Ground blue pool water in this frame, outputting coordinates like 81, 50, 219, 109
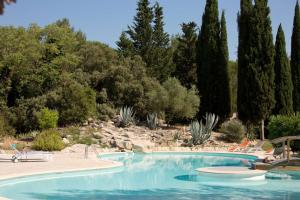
0, 152, 300, 200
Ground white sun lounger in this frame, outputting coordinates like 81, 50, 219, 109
10, 144, 53, 163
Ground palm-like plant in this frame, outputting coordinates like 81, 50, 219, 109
118, 106, 135, 127
147, 113, 158, 130
190, 113, 219, 145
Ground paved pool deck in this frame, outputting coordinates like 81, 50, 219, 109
0, 152, 122, 181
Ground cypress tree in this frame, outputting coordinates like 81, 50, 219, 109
291, 1, 300, 112
150, 2, 174, 82
173, 22, 198, 88
217, 11, 232, 119
196, 0, 220, 117
127, 0, 153, 62
116, 32, 134, 57
274, 25, 293, 115
237, 0, 275, 140
237, 0, 254, 126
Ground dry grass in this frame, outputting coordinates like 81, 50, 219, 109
1, 136, 15, 150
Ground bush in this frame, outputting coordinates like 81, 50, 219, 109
33, 129, 65, 151
36, 108, 59, 130
54, 76, 97, 125
219, 119, 246, 143
268, 114, 300, 151
268, 114, 300, 139
163, 78, 200, 123
96, 103, 116, 121
0, 114, 15, 137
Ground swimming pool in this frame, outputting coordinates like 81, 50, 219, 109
0, 152, 299, 200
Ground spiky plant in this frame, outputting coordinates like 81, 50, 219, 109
118, 106, 135, 127
147, 113, 158, 130
189, 113, 219, 145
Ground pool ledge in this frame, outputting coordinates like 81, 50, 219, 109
196, 166, 267, 176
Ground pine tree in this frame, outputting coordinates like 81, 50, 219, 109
274, 25, 293, 115
237, 0, 275, 140
127, 0, 153, 63
150, 2, 174, 82
173, 22, 198, 88
196, 0, 220, 117
116, 32, 134, 57
217, 11, 231, 119
291, 1, 300, 112
237, 0, 253, 125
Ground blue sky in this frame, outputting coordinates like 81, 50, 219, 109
0, 0, 296, 60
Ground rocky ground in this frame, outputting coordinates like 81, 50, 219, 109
60, 118, 236, 153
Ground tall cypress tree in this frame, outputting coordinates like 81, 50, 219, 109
291, 1, 300, 112
237, 0, 253, 126
150, 2, 174, 82
274, 25, 293, 115
127, 0, 153, 62
217, 11, 232, 119
196, 0, 220, 117
173, 22, 198, 88
237, 0, 275, 140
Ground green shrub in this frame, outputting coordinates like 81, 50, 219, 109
33, 129, 65, 151
36, 108, 59, 130
96, 103, 116, 121
268, 114, 300, 139
163, 78, 200, 123
219, 119, 246, 143
0, 114, 15, 137
55, 76, 97, 125
268, 114, 300, 151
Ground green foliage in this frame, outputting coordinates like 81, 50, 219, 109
219, 119, 246, 143
36, 108, 59, 130
163, 78, 200, 123
173, 22, 198, 89
237, 0, 275, 125
291, 2, 300, 112
0, 114, 15, 137
228, 61, 238, 112
147, 113, 158, 130
197, 0, 231, 120
274, 25, 293, 115
33, 129, 65, 151
96, 103, 116, 121
268, 114, 300, 139
54, 76, 96, 125
118, 106, 135, 127
189, 113, 219, 145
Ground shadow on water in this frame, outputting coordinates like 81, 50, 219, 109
23, 187, 300, 200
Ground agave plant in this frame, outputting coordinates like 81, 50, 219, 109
118, 106, 135, 127
189, 113, 219, 145
147, 113, 158, 130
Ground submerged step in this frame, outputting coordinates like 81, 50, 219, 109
196, 166, 267, 179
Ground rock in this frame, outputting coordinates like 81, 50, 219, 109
100, 137, 108, 145
63, 138, 70, 144
124, 141, 133, 150
115, 140, 125, 149
82, 121, 88, 126
99, 123, 104, 128
88, 118, 94, 124
93, 132, 102, 139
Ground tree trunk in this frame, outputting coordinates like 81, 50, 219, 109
261, 120, 265, 140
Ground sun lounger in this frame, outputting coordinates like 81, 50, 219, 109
243, 140, 265, 153
228, 139, 250, 152
10, 144, 53, 163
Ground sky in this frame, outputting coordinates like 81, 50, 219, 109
0, 0, 296, 60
